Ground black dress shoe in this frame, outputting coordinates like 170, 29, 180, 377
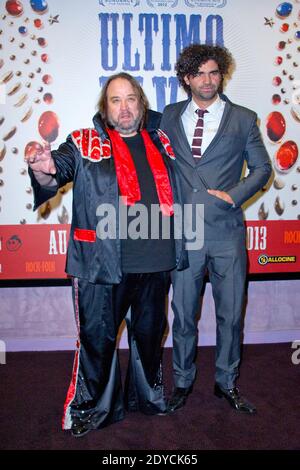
166, 386, 192, 413
214, 383, 257, 414
71, 422, 91, 438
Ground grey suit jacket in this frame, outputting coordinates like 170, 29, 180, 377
160, 94, 272, 241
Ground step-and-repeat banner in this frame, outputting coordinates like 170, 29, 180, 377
1, 0, 300, 278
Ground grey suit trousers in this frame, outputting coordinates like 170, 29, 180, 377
171, 237, 247, 389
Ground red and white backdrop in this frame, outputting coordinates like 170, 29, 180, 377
1, 0, 300, 349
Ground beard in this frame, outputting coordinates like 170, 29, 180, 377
108, 110, 143, 135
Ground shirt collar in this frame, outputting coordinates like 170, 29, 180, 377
190, 94, 224, 117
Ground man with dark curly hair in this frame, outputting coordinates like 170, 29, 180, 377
161, 44, 272, 415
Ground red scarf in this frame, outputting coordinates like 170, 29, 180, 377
106, 128, 174, 216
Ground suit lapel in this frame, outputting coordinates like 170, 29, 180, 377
172, 99, 197, 167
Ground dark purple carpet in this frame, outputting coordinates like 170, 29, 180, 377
0, 344, 299, 450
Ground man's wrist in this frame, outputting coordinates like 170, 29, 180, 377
32, 171, 57, 187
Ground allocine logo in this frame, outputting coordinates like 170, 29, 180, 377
258, 254, 297, 265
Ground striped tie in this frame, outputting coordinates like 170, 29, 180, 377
191, 108, 208, 159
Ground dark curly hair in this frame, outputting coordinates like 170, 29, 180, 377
175, 44, 234, 95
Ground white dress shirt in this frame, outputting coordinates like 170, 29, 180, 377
181, 95, 225, 155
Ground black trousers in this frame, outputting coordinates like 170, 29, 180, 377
62, 272, 170, 430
